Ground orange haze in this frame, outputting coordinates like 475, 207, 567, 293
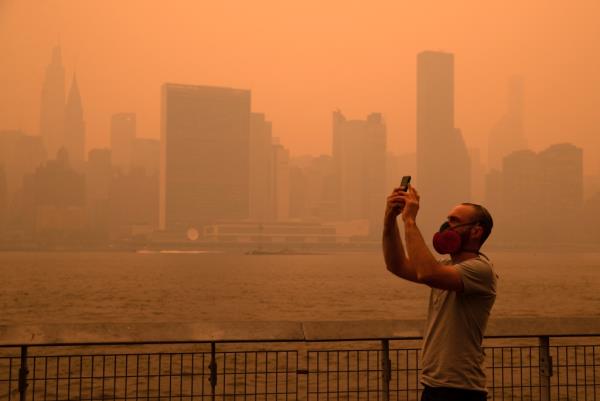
1, 0, 599, 173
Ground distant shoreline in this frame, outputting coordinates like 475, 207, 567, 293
0, 241, 599, 253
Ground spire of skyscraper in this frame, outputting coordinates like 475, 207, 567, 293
66, 73, 82, 116
40, 46, 66, 160
65, 73, 85, 170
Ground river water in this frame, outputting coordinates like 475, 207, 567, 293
1, 250, 599, 325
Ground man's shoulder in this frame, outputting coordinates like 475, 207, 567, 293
458, 255, 497, 295
438, 255, 493, 268
461, 254, 494, 269
437, 255, 497, 285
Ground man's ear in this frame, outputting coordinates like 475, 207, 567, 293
471, 225, 484, 240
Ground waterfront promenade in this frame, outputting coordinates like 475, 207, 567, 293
1, 318, 600, 400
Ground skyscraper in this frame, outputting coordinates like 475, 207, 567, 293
0, 165, 7, 231
498, 143, 583, 244
40, 46, 66, 159
64, 74, 85, 170
86, 149, 112, 239
537, 143, 583, 239
24, 148, 86, 236
483, 168, 503, 239
386, 152, 416, 194
272, 139, 290, 221
469, 148, 486, 204
249, 113, 274, 222
160, 83, 251, 231
488, 76, 527, 171
0, 130, 47, 199
289, 155, 338, 221
501, 149, 541, 242
86, 148, 112, 203
416, 51, 470, 237
332, 111, 386, 236
110, 113, 136, 173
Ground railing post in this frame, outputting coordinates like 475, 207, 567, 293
381, 339, 391, 401
209, 342, 217, 401
18, 346, 28, 401
539, 336, 553, 401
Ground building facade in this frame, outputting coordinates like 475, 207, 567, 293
110, 113, 136, 173
160, 83, 251, 231
416, 51, 471, 237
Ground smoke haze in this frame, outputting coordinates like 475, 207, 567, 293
2, 0, 600, 172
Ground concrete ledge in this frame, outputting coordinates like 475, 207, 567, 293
302, 320, 424, 341
1, 318, 600, 347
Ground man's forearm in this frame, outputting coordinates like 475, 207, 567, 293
403, 218, 440, 281
382, 214, 418, 281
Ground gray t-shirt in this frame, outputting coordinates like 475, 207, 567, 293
420, 255, 498, 392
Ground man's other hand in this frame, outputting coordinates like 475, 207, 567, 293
385, 187, 406, 221
401, 185, 420, 223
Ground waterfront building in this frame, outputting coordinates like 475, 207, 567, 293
249, 113, 274, 222
498, 143, 582, 244
160, 83, 251, 231
332, 111, 386, 236
23, 148, 86, 236
537, 143, 583, 240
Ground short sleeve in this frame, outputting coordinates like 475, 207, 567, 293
456, 258, 496, 295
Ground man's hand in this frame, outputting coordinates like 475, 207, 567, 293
401, 185, 420, 223
385, 187, 406, 221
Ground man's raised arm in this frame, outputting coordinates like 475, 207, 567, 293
400, 186, 464, 292
382, 189, 419, 282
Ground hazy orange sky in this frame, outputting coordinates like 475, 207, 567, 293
1, 0, 599, 173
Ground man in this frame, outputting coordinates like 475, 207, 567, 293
382, 184, 497, 401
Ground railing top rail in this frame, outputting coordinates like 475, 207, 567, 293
1, 317, 600, 347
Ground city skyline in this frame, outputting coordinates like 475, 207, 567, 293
2, 1, 600, 249
2, 1, 600, 175
1, 53, 596, 249
6, 43, 600, 178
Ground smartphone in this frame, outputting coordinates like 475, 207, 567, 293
400, 175, 411, 192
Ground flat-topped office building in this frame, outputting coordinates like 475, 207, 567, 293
416, 51, 470, 236
332, 111, 386, 236
160, 84, 251, 231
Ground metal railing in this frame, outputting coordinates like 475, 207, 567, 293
1, 318, 600, 401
